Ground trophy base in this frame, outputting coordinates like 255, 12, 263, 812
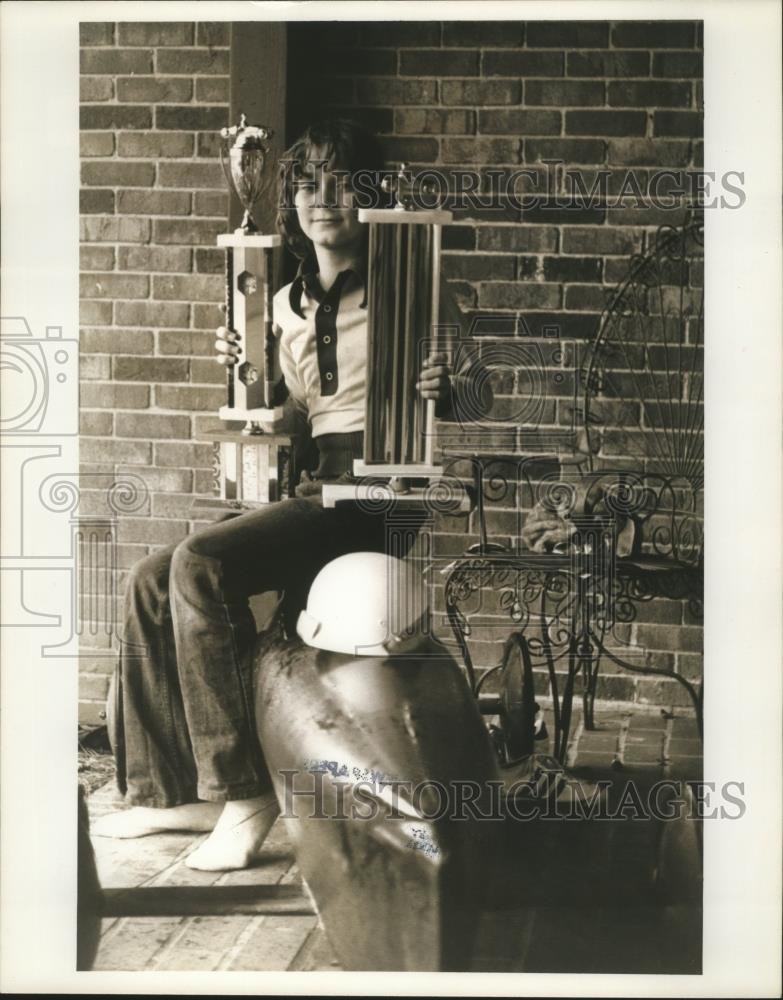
353, 460, 444, 478
321, 481, 471, 511
219, 405, 285, 434
217, 233, 283, 249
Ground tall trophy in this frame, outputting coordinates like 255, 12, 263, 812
322, 165, 461, 509
196, 115, 295, 511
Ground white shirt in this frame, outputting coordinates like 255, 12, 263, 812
273, 271, 366, 438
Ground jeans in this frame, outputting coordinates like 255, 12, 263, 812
111, 433, 403, 807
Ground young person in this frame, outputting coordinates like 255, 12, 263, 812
93, 120, 457, 871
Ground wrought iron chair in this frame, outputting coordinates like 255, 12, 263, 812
442, 215, 704, 763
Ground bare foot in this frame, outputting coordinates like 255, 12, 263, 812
91, 801, 223, 839
185, 793, 280, 871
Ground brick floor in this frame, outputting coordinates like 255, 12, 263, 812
86, 707, 702, 972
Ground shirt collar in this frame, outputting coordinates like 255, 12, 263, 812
288, 252, 367, 319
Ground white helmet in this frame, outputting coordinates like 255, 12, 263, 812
296, 552, 428, 656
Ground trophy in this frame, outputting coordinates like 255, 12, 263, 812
323, 165, 464, 510
195, 115, 295, 511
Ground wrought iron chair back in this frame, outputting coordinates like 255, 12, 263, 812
576, 214, 704, 566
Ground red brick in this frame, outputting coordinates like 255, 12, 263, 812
80, 188, 114, 214
154, 384, 224, 411
80, 76, 113, 102
82, 161, 155, 187
195, 77, 229, 102
79, 301, 113, 326
117, 190, 192, 216
80, 132, 115, 157
154, 218, 224, 245
564, 285, 607, 311
157, 161, 224, 188
80, 410, 114, 436
152, 274, 223, 301
525, 138, 606, 164
477, 225, 558, 252
115, 412, 190, 439
190, 359, 225, 384
567, 50, 651, 77
530, 21, 610, 47
635, 624, 702, 653
80, 673, 110, 702
118, 518, 189, 545
113, 357, 189, 382
79, 22, 114, 45
80, 104, 152, 130
442, 226, 475, 251
80, 273, 149, 300
192, 303, 223, 329
117, 132, 194, 158
193, 469, 221, 495
442, 138, 520, 164
115, 301, 190, 327
526, 80, 605, 106
80, 245, 115, 271
608, 81, 692, 108
158, 330, 215, 356
156, 105, 228, 131
81, 328, 154, 354
607, 139, 690, 167
80, 381, 150, 408
194, 248, 224, 273
400, 50, 478, 77
443, 254, 515, 281
479, 109, 561, 135
483, 51, 564, 77
118, 245, 192, 273
156, 48, 230, 74
676, 653, 703, 683
193, 191, 228, 217
155, 441, 215, 467
197, 22, 230, 46
442, 22, 524, 46
479, 282, 561, 310
117, 22, 194, 46
116, 466, 194, 493
566, 110, 648, 136
441, 79, 520, 106
359, 22, 441, 46
152, 492, 201, 519
356, 78, 436, 105
80, 47, 153, 74
80, 354, 111, 380
653, 111, 703, 138
116, 76, 193, 103
652, 52, 703, 78
543, 256, 602, 282
396, 108, 475, 135
80, 437, 153, 465
379, 139, 440, 171
611, 21, 695, 48
196, 132, 222, 158
561, 226, 641, 254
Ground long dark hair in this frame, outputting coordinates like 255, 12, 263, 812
276, 119, 386, 261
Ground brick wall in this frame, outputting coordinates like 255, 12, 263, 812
79, 19, 703, 723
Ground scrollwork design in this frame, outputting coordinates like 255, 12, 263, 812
107, 475, 149, 515
39, 475, 80, 513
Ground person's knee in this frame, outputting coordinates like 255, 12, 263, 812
125, 548, 172, 617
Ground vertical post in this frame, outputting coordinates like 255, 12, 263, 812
425, 223, 442, 467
